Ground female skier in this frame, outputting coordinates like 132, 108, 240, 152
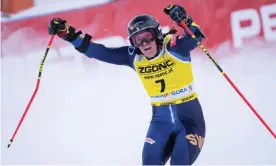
48, 4, 206, 165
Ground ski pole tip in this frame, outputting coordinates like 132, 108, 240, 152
7, 139, 13, 148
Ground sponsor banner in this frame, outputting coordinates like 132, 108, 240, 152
1, 0, 34, 14
151, 83, 194, 103
1, 0, 275, 56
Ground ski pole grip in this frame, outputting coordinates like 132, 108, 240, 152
164, 4, 173, 15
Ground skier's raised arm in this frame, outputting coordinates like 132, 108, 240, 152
166, 23, 205, 53
164, 5, 206, 54
48, 18, 135, 67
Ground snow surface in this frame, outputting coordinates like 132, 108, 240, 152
1, 37, 276, 165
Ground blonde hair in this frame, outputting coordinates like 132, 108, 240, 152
162, 26, 178, 38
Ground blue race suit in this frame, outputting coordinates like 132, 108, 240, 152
69, 24, 206, 165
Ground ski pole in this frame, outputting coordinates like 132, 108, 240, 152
8, 35, 55, 148
177, 21, 276, 139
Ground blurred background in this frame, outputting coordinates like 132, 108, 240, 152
1, 0, 276, 165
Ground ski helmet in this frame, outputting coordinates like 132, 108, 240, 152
127, 14, 163, 47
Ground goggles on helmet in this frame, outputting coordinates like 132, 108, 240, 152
130, 30, 155, 47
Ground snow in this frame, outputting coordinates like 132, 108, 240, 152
1, 37, 276, 165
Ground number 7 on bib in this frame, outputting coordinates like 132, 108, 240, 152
155, 79, 166, 93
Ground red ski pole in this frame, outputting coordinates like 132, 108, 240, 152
177, 21, 276, 139
8, 35, 55, 148
164, 3, 275, 139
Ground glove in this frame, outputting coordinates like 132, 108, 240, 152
48, 18, 80, 41
164, 4, 193, 27
48, 18, 68, 36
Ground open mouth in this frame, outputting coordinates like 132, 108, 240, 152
144, 46, 152, 52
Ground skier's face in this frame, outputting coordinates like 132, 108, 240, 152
133, 31, 157, 58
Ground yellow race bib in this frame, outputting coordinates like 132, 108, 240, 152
133, 35, 197, 106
